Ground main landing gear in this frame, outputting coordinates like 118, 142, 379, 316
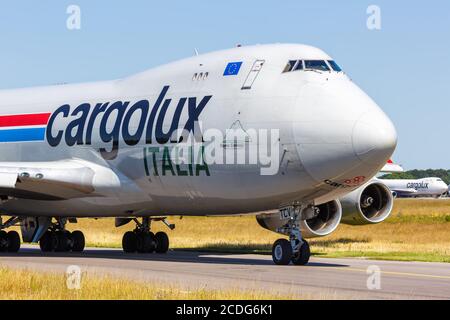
0, 231, 21, 253
39, 218, 85, 253
122, 217, 172, 254
0, 217, 21, 253
271, 205, 312, 266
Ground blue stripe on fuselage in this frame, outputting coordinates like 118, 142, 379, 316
0, 128, 46, 143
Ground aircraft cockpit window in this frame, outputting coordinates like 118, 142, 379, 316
283, 60, 339, 73
304, 60, 330, 72
283, 60, 297, 73
328, 60, 343, 72
294, 60, 304, 71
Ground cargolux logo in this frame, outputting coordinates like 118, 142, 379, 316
46, 86, 212, 159
406, 182, 429, 190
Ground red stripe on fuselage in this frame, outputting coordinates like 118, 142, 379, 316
0, 113, 51, 127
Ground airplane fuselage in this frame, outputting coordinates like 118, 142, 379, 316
0, 44, 397, 218
380, 178, 448, 197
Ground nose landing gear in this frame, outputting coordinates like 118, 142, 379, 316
272, 238, 310, 266
272, 205, 312, 266
121, 217, 172, 254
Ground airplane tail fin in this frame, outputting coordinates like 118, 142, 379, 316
380, 159, 404, 173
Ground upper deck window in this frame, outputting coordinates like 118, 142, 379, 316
328, 60, 342, 72
304, 60, 330, 72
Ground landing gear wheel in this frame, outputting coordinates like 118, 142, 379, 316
0, 231, 8, 252
292, 239, 310, 266
147, 232, 156, 253
6, 231, 21, 253
39, 231, 54, 252
272, 239, 292, 265
121, 217, 173, 254
137, 232, 155, 253
122, 231, 137, 253
71, 231, 85, 252
155, 232, 169, 253
55, 231, 70, 252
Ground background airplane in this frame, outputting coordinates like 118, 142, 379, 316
377, 160, 448, 198
379, 177, 448, 198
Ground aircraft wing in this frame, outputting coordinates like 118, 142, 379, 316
0, 159, 121, 200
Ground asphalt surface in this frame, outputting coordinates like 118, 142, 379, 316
1, 246, 449, 299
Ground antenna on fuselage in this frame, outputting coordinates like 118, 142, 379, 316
194, 48, 199, 56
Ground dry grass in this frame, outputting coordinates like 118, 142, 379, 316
0, 267, 303, 300
67, 199, 450, 262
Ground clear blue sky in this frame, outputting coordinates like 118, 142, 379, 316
0, 1, 449, 169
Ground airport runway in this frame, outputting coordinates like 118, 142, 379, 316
1, 247, 449, 299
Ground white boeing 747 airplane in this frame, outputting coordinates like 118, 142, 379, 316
379, 177, 448, 198
0, 44, 397, 265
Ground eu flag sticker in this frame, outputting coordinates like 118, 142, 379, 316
223, 62, 243, 76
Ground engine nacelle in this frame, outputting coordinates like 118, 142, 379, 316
340, 180, 393, 225
256, 200, 342, 238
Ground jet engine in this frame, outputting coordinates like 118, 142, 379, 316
256, 200, 342, 238
340, 180, 393, 225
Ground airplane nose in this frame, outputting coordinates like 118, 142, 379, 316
352, 110, 398, 165
292, 80, 398, 185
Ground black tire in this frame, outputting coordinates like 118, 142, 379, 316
71, 231, 85, 252
55, 231, 70, 252
155, 232, 169, 254
292, 240, 311, 266
122, 231, 137, 253
7, 231, 21, 253
147, 232, 156, 253
39, 231, 54, 252
137, 232, 155, 253
0, 231, 8, 252
272, 239, 292, 265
